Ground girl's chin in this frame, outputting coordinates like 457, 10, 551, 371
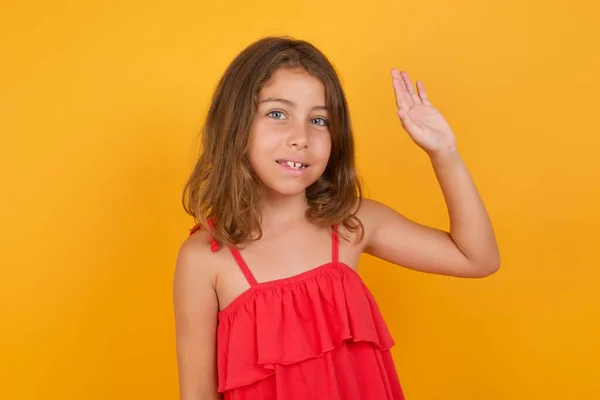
262, 186, 309, 198
257, 181, 311, 198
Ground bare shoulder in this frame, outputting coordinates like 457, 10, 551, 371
174, 229, 220, 296
357, 197, 401, 220
336, 198, 401, 256
355, 197, 410, 240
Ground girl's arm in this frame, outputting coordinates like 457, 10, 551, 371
360, 70, 500, 278
173, 232, 222, 400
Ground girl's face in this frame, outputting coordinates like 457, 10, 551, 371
248, 67, 332, 198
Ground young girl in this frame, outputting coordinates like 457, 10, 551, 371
173, 37, 500, 400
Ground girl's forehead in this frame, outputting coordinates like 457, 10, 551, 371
263, 68, 322, 88
259, 70, 325, 102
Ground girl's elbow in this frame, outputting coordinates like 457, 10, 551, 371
471, 256, 501, 278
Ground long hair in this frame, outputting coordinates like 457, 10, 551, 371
182, 36, 363, 246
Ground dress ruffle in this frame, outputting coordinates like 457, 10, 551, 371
216, 262, 403, 399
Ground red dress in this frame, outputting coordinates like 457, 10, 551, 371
192, 225, 405, 399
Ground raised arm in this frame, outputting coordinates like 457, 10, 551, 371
361, 69, 500, 278
173, 232, 221, 399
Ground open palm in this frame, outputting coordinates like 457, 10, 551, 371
391, 69, 456, 155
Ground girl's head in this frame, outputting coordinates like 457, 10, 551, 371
184, 36, 363, 245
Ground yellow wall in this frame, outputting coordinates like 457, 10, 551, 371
1, 1, 598, 399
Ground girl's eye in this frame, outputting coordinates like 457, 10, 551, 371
311, 117, 328, 126
267, 111, 286, 120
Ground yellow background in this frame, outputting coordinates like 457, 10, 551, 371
1, 0, 599, 399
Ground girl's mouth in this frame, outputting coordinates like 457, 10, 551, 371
276, 160, 309, 170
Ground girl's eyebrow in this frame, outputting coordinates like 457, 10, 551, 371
259, 97, 328, 111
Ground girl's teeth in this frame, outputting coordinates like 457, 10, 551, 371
285, 161, 303, 169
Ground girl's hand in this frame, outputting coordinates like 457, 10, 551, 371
391, 69, 456, 156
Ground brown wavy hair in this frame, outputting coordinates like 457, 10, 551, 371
182, 36, 363, 247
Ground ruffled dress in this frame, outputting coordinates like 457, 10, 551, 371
192, 224, 405, 399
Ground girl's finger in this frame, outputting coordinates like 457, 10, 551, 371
417, 81, 431, 105
401, 71, 422, 105
391, 69, 412, 109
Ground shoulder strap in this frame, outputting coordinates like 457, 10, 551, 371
229, 247, 259, 287
190, 220, 258, 286
332, 224, 339, 264
188, 219, 220, 252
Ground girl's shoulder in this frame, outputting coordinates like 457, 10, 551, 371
175, 228, 221, 288
347, 197, 413, 251
356, 197, 409, 231
333, 198, 394, 252
357, 197, 398, 219
182, 227, 216, 254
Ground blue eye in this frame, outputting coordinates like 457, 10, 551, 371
268, 111, 286, 119
311, 117, 328, 126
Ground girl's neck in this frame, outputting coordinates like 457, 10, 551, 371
258, 190, 309, 229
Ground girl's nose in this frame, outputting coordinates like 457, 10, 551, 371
288, 123, 308, 149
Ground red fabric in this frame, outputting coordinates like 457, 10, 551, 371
190, 224, 405, 399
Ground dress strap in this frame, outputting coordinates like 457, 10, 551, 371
190, 220, 258, 286
229, 247, 259, 287
189, 219, 220, 252
332, 224, 339, 264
